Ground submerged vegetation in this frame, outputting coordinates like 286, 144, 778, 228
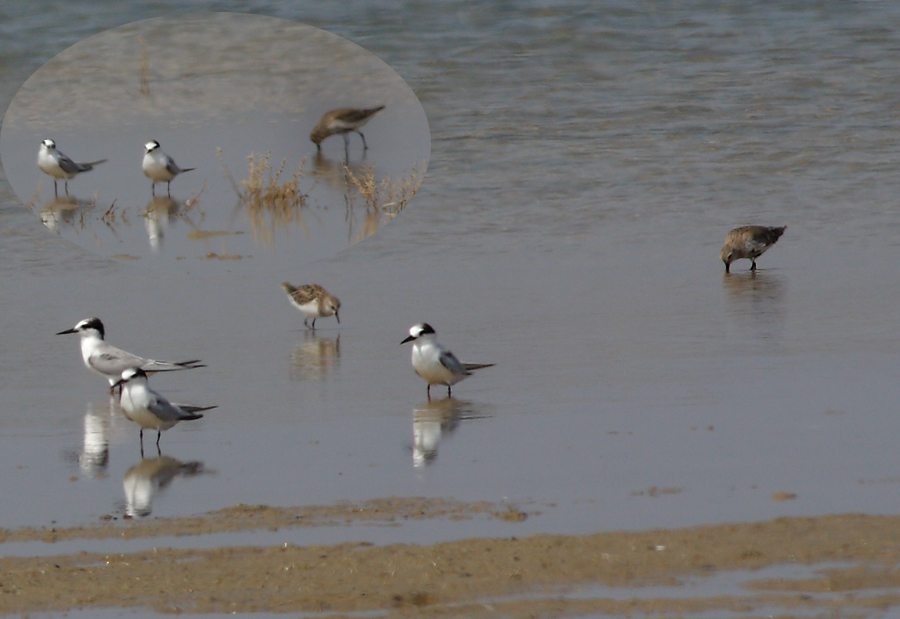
234, 151, 310, 246
342, 161, 425, 242
218, 148, 424, 247
343, 160, 424, 215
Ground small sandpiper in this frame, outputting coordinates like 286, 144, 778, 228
280, 282, 341, 329
310, 106, 385, 155
720, 225, 786, 273
37, 139, 106, 196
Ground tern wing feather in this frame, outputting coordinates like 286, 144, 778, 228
463, 363, 495, 372
438, 350, 468, 375
147, 394, 204, 422
164, 157, 181, 175
172, 403, 217, 415
56, 154, 85, 174
140, 359, 205, 373
88, 347, 145, 376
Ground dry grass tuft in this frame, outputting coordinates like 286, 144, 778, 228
343, 161, 424, 215
342, 161, 425, 242
238, 152, 309, 246
217, 148, 423, 247
137, 36, 150, 96
242, 152, 308, 211
99, 199, 119, 225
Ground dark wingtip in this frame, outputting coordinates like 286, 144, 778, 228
464, 363, 495, 371
179, 361, 205, 369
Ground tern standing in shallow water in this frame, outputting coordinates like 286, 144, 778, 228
310, 106, 384, 156
280, 282, 341, 329
720, 225, 786, 273
37, 139, 106, 196
401, 323, 494, 399
114, 368, 214, 454
56, 317, 204, 392
142, 140, 195, 196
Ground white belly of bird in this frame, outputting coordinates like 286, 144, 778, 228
143, 156, 176, 182
120, 398, 176, 431
38, 157, 69, 179
290, 297, 321, 318
412, 350, 460, 386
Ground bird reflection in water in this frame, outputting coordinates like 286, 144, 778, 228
289, 332, 340, 382
36, 196, 83, 233
79, 401, 112, 477
142, 196, 204, 251
123, 455, 206, 518
722, 271, 787, 343
311, 154, 415, 244
310, 151, 369, 189
411, 399, 488, 468
142, 197, 177, 251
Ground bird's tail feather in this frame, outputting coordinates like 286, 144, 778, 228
463, 363, 495, 371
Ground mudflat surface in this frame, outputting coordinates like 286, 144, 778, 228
1, 501, 899, 617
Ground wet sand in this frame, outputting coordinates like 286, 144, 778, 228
1, 499, 899, 617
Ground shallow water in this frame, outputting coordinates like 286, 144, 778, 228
2, 0, 900, 569
1, 14, 429, 272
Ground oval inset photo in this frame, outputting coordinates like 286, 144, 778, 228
1, 13, 429, 273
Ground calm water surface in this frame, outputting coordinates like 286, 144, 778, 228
2, 1, 900, 556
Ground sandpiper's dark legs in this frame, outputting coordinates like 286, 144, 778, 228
750, 260, 757, 271
53, 180, 59, 197
139, 429, 145, 457
167, 181, 171, 197
447, 385, 452, 397
357, 131, 369, 150
64, 180, 70, 195
724, 263, 730, 274
427, 384, 432, 400
156, 431, 162, 448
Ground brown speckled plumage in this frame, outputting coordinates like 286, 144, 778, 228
720, 225, 786, 273
310, 106, 385, 152
280, 282, 341, 329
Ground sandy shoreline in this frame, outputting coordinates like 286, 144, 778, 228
1, 499, 899, 617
